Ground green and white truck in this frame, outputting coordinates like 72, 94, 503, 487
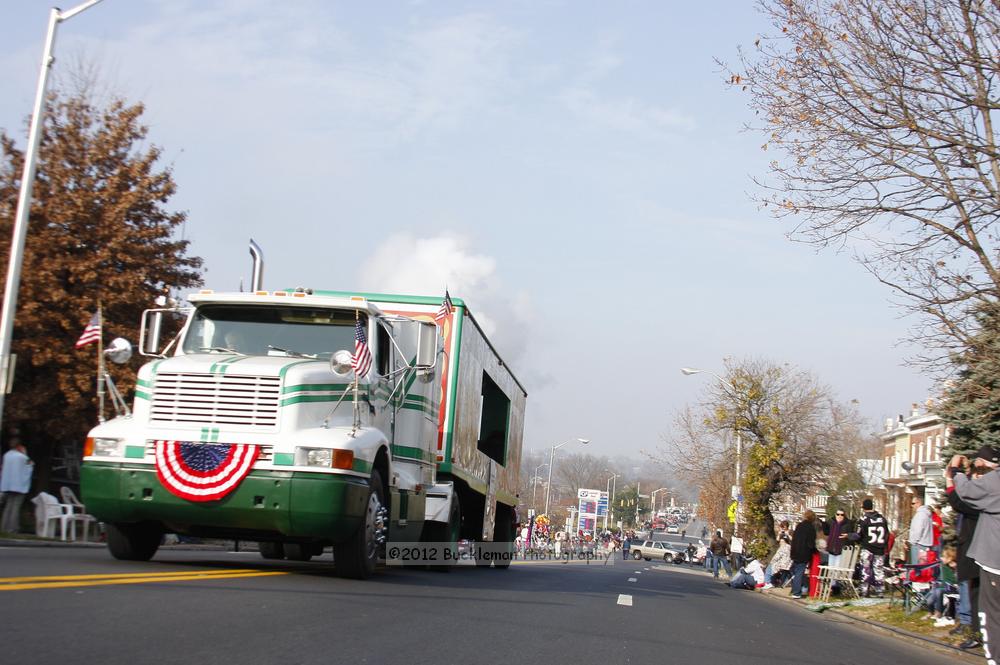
81, 249, 526, 578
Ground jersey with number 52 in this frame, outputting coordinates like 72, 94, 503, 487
856, 513, 888, 554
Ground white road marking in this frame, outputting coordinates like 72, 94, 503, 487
617, 594, 633, 606
628, 577, 637, 582
634, 571, 642, 574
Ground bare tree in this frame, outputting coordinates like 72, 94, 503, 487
728, 0, 1000, 364
556, 452, 613, 501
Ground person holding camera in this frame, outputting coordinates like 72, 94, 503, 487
949, 447, 1000, 662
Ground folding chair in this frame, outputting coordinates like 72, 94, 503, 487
59, 487, 99, 541
897, 560, 941, 614
817, 546, 860, 602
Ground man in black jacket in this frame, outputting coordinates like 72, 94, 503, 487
847, 498, 889, 597
790, 510, 817, 599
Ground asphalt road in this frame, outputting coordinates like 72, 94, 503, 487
0, 544, 968, 665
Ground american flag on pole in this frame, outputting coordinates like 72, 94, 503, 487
75, 311, 101, 348
434, 290, 454, 323
352, 318, 372, 377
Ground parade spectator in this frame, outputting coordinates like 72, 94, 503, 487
730, 555, 766, 590
824, 510, 850, 569
763, 520, 792, 589
950, 447, 1000, 656
0, 437, 33, 534
709, 529, 732, 579
946, 450, 986, 647
622, 533, 631, 560
909, 495, 934, 565
789, 510, 817, 599
847, 498, 890, 597
925, 545, 958, 628
930, 504, 943, 555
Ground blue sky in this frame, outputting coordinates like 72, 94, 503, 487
1, 1, 933, 458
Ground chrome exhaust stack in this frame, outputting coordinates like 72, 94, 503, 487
249, 239, 264, 292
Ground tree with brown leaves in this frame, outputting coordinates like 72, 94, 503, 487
658, 358, 871, 557
0, 89, 202, 488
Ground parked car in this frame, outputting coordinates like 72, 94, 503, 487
630, 539, 678, 562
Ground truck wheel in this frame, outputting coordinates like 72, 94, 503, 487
492, 515, 515, 570
258, 541, 284, 560
107, 522, 162, 561
335, 470, 387, 579
284, 543, 313, 562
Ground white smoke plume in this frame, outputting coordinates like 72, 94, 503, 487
357, 233, 531, 364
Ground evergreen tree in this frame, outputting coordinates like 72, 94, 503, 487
0, 90, 202, 487
939, 302, 1000, 456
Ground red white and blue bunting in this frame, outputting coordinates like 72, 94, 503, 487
154, 440, 260, 502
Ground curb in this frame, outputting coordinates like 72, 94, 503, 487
758, 589, 981, 661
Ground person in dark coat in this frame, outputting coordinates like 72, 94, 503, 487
945, 446, 996, 649
789, 509, 818, 598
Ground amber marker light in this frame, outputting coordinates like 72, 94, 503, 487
332, 449, 355, 470
83, 437, 94, 457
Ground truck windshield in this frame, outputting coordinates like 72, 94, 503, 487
182, 305, 362, 357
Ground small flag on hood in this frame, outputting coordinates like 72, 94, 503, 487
352, 318, 372, 377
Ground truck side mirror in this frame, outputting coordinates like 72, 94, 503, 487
141, 310, 163, 356
416, 321, 438, 369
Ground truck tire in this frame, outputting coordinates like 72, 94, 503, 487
258, 541, 284, 560
335, 470, 386, 579
492, 514, 515, 570
284, 543, 313, 562
107, 522, 162, 561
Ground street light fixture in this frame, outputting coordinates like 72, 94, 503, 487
544, 437, 589, 516
0, 0, 106, 435
681, 366, 743, 537
651, 487, 671, 514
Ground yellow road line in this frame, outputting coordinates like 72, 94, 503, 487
0, 570, 287, 591
0, 569, 271, 584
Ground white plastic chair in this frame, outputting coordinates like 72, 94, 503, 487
60, 487, 99, 542
30, 492, 75, 540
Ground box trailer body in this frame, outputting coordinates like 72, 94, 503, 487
80, 287, 525, 577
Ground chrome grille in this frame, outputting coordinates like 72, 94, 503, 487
145, 441, 273, 462
149, 372, 281, 428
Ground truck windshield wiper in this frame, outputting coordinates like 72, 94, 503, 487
196, 346, 245, 355
267, 345, 315, 358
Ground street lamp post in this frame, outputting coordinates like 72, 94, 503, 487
0, 0, 105, 436
681, 367, 743, 537
650, 487, 671, 515
544, 437, 589, 516
604, 473, 620, 529
531, 463, 548, 510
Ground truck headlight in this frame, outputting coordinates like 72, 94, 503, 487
92, 437, 125, 457
297, 447, 332, 467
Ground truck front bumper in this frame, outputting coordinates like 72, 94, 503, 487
81, 462, 369, 542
